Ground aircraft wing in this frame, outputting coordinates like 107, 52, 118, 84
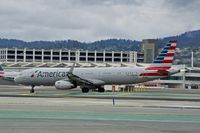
66, 63, 105, 87
0, 70, 19, 85
66, 72, 105, 87
67, 72, 94, 86
0, 77, 17, 85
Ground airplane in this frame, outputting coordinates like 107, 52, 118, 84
0, 65, 19, 85
2, 40, 179, 93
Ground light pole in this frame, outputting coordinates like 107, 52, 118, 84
191, 51, 194, 68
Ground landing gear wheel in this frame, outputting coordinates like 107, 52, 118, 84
98, 87, 105, 93
30, 85, 35, 93
82, 87, 89, 93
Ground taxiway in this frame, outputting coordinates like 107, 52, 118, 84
0, 85, 200, 133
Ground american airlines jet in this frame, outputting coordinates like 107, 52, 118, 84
1, 40, 179, 93
0, 66, 19, 85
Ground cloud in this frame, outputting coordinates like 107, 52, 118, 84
0, 0, 199, 42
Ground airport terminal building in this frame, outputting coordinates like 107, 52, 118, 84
154, 65, 200, 89
0, 48, 144, 65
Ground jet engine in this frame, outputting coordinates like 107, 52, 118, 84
55, 80, 75, 90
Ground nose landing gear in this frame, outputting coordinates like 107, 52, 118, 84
30, 85, 35, 93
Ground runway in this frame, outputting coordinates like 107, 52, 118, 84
1, 85, 200, 101
0, 85, 200, 133
0, 96, 200, 133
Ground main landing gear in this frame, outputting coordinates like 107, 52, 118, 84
81, 87, 105, 93
82, 87, 89, 93
98, 87, 105, 93
30, 85, 35, 93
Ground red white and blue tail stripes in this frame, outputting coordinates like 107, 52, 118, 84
140, 40, 177, 77
0, 71, 5, 78
145, 40, 177, 71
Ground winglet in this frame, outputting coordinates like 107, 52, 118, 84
0, 64, 4, 71
68, 63, 75, 74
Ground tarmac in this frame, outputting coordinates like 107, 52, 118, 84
0, 85, 200, 133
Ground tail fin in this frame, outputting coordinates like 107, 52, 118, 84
145, 40, 177, 70
0, 64, 4, 78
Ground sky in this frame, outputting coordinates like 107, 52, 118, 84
0, 0, 200, 42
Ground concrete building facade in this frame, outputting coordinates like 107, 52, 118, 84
0, 48, 144, 64
142, 39, 159, 63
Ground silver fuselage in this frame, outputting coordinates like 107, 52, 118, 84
14, 67, 160, 86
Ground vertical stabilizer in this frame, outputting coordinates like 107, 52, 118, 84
145, 40, 177, 70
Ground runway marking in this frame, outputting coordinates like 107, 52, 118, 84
0, 96, 200, 109
0, 110, 200, 123
0, 108, 199, 117
1, 91, 200, 102
20, 93, 36, 96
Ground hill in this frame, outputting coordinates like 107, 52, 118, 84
0, 29, 200, 51
0, 38, 140, 51
161, 30, 200, 48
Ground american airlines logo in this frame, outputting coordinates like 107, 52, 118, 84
31, 70, 39, 78
31, 70, 68, 78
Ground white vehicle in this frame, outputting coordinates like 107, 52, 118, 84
1, 40, 179, 93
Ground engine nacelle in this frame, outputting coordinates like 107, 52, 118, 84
55, 80, 75, 90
